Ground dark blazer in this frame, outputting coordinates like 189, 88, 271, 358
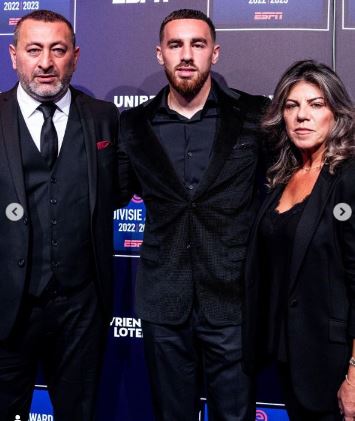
244, 160, 355, 411
118, 80, 269, 326
0, 85, 119, 340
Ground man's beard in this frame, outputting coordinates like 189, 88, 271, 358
165, 64, 210, 100
18, 70, 72, 102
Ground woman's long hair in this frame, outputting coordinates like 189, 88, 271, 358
263, 60, 355, 188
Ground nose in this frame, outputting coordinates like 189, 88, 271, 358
297, 103, 310, 121
181, 44, 193, 63
38, 50, 54, 70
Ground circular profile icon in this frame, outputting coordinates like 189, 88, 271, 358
5, 203, 24, 222
333, 203, 352, 221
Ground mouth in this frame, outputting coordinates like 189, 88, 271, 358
35, 74, 58, 83
175, 66, 197, 78
294, 128, 314, 135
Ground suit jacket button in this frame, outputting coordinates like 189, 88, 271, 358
18, 259, 25, 267
186, 243, 191, 249
290, 299, 298, 307
23, 217, 28, 225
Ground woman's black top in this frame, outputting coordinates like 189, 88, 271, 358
259, 189, 309, 362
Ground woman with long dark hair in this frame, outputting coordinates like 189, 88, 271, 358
244, 60, 355, 420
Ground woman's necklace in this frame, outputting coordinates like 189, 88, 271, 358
301, 163, 323, 172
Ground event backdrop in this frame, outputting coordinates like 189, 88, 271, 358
1, 0, 355, 420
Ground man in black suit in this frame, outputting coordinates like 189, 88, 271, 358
118, 8, 269, 421
0, 10, 119, 421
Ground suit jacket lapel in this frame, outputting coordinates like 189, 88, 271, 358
289, 168, 338, 292
139, 94, 190, 200
193, 94, 244, 200
245, 184, 283, 287
0, 87, 27, 211
140, 83, 244, 200
73, 89, 97, 215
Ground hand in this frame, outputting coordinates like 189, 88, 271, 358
338, 376, 355, 420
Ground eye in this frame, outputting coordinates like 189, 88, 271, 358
193, 43, 205, 49
52, 48, 66, 57
27, 48, 41, 56
168, 43, 180, 49
311, 102, 324, 109
284, 103, 297, 110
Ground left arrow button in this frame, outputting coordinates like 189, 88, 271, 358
5, 203, 24, 222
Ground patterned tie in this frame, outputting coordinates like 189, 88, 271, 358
38, 102, 58, 169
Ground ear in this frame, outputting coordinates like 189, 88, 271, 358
9, 44, 17, 70
156, 45, 164, 66
73, 46, 80, 71
211, 44, 220, 65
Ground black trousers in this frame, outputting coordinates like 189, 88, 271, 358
142, 311, 254, 421
279, 363, 343, 421
0, 281, 106, 421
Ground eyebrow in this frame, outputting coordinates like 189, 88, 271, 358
285, 96, 325, 102
167, 37, 208, 45
25, 41, 68, 48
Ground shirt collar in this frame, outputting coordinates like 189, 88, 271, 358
17, 83, 71, 117
153, 83, 219, 123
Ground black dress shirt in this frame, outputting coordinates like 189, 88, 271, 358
151, 85, 219, 193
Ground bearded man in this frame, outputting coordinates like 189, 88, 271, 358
118, 9, 269, 421
0, 10, 119, 421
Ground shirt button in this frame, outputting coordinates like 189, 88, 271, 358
51, 219, 57, 225
187, 185, 194, 190
186, 243, 191, 249
52, 239, 58, 247
50, 199, 57, 205
18, 258, 25, 267
187, 151, 192, 158
23, 216, 28, 225
191, 202, 197, 208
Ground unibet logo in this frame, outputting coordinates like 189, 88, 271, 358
113, 95, 155, 110
113, 0, 168, 3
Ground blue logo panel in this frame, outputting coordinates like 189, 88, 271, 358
201, 403, 289, 420
113, 196, 146, 255
0, 0, 75, 35
208, 0, 329, 30
29, 389, 53, 420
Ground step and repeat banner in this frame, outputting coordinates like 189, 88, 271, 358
1, 0, 355, 420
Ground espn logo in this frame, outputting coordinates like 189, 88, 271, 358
9, 18, 21, 26
254, 12, 283, 21
124, 239, 143, 248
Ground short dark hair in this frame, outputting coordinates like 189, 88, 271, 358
159, 9, 216, 42
14, 10, 75, 46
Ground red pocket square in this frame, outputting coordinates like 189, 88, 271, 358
96, 140, 112, 150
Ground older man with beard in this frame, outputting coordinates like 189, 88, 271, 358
0, 10, 119, 421
118, 8, 269, 421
